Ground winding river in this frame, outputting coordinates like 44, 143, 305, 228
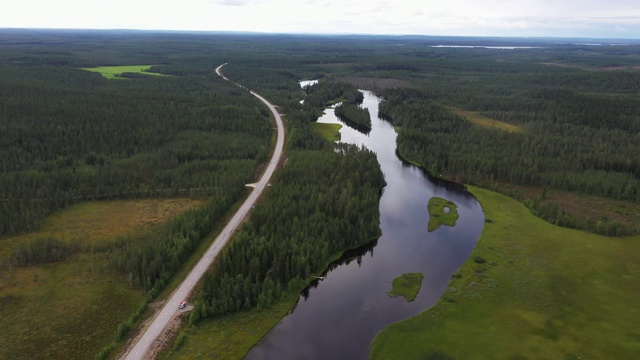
245, 90, 484, 359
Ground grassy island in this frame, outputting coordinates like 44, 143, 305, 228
427, 197, 460, 232
387, 273, 424, 302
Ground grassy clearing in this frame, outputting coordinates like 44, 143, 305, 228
164, 294, 298, 360
427, 197, 460, 232
312, 122, 342, 142
496, 182, 640, 232
449, 106, 523, 133
0, 198, 204, 259
82, 65, 166, 79
371, 186, 640, 360
387, 273, 424, 302
0, 198, 203, 360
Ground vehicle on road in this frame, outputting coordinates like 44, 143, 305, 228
179, 301, 186, 309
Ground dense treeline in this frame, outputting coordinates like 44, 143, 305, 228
191, 145, 383, 320
9, 237, 78, 267
1, 31, 388, 352
303, 82, 364, 107
335, 102, 371, 133
0, 64, 270, 235
378, 88, 639, 235
190, 81, 385, 322
108, 195, 237, 296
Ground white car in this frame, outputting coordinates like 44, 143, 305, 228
179, 301, 186, 309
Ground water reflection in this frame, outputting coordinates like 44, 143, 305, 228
299, 79, 319, 88
246, 90, 484, 360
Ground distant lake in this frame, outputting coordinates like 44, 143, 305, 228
299, 79, 319, 87
430, 45, 544, 49
246, 89, 484, 359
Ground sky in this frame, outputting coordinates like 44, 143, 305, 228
2, 0, 640, 39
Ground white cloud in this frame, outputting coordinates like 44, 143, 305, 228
209, 0, 267, 6
0, 0, 639, 38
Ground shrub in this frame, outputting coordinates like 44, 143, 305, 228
473, 256, 486, 264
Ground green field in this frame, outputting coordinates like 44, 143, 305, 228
371, 186, 640, 359
427, 197, 460, 232
82, 65, 166, 79
449, 107, 523, 133
312, 122, 342, 142
164, 295, 297, 360
0, 198, 203, 360
387, 273, 424, 302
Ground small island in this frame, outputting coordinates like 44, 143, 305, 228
427, 197, 460, 232
387, 272, 424, 302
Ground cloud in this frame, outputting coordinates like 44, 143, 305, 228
210, 0, 264, 6
3, 0, 640, 38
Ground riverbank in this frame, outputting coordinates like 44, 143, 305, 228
370, 185, 640, 359
166, 89, 483, 359
163, 236, 381, 360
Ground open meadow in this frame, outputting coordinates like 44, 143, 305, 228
82, 65, 166, 79
0, 198, 203, 360
371, 186, 640, 359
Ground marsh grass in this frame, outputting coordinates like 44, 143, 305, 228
312, 122, 342, 142
164, 295, 298, 360
371, 186, 640, 359
427, 197, 460, 232
387, 273, 424, 302
0, 198, 203, 360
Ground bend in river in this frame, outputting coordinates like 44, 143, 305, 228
246, 90, 484, 360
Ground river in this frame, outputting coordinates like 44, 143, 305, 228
245, 90, 484, 359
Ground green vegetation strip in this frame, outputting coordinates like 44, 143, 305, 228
371, 186, 640, 360
387, 273, 424, 302
82, 65, 165, 79
312, 123, 342, 142
448, 107, 523, 133
164, 295, 297, 360
427, 197, 459, 232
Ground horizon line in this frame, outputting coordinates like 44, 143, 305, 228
1, 27, 640, 42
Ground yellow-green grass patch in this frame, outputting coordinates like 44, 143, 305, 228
82, 65, 166, 79
0, 198, 204, 360
427, 196, 459, 232
371, 186, 640, 360
0, 198, 204, 258
0, 253, 142, 360
165, 294, 298, 360
449, 106, 523, 133
387, 273, 424, 302
312, 122, 342, 142
493, 182, 640, 232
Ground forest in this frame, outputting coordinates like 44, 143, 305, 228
335, 102, 372, 133
0, 62, 271, 235
0, 30, 388, 358
1, 29, 639, 358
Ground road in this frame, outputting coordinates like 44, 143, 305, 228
123, 63, 285, 360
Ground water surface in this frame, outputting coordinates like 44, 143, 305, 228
246, 90, 484, 360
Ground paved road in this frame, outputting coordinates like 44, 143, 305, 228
123, 63, 285, 360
